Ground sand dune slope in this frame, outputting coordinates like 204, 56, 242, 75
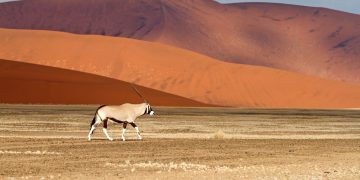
0, 59, 207, 106
0, 0, 358, 82
0, 28, 360, 108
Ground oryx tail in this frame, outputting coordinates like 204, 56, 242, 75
90, 105, 106, 129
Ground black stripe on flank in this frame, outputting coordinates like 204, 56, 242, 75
109, 117, 125, 124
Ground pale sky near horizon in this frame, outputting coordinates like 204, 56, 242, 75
0, 0, 358, 14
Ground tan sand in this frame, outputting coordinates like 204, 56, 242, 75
0, 105, 359, 179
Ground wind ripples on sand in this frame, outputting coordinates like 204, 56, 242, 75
105, 161, 227, 172
0, 150, 63, 155
105, 161, 360, 179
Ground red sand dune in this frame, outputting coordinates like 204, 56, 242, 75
0, 28, 360, 108
0, 0, 359, 83
0, 59, 208, 106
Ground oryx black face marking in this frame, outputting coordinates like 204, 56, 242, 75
143, 104, 154, 115
143, 105, 149, 115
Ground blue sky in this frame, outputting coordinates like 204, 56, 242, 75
216, 0, 360, 14
0, 0, 358, 14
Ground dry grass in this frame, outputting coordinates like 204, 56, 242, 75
212, 130, 226, 139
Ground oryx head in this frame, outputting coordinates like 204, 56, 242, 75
145, 103, 155, 116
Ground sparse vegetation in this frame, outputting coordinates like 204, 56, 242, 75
0, 105, 359, 179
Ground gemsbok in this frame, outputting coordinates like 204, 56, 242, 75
87, 103, 154, 141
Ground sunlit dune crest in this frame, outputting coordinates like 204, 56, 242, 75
0, 28, 360, 108
0, 0, 358, 82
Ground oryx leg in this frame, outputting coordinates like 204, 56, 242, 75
121, 122, 128, 141
130, 123, 142, 140
102, 119, 113, 141
88, 117, 101, 141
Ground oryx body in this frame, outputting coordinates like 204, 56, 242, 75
87, 103, 154, 141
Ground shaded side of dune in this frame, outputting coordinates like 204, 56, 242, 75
0, 59, 209, 106
1, 28, 360, 108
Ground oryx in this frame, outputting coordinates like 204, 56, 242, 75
87, 103, 154, 141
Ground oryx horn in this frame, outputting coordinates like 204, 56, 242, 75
130, 83, 148, 103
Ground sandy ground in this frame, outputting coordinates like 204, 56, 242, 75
1, 105, 360, 179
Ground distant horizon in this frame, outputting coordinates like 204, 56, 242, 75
216, 0, 360, 14
0, 0, 359, 14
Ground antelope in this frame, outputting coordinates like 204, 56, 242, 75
87, 103, 154, 141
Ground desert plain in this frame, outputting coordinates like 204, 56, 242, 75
1, 104, 359, 179
0, 0, 359, 179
